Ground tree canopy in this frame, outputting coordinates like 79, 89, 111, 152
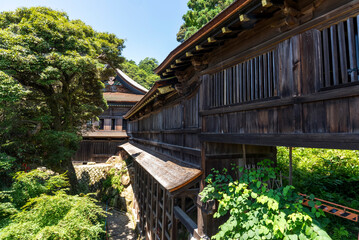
0, 7, 125, 188
121, 57, 159, 89
176, 0, 235, 42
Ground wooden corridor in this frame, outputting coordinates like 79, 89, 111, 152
121, 0, 359, 238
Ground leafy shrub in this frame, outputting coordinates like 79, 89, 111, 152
277, 147, 359, 239
0, 191, 106, 240
10, 169, 69, 208
200, 160, 331, 240
0, 153, 16, 189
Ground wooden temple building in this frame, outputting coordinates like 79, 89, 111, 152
73, 69, 147, 163
118, 0, 359, 238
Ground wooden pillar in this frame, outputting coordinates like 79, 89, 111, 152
197, 142, 215, 237
289, 147, 293, 185
104, 119, 111, 130
116, 118, 123, 131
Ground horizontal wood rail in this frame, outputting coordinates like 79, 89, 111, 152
174, 206, 208, 239
128, 128, 201, 134
131, 138, 201, 157
200, 133, 359, 150
201, 84, 359, 116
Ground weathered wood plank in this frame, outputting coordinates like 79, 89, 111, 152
201, 82, 359, 116
322, 28, 331, 88
330, 25, 339, 85
337, 21, 348, 84
301, 30, 321, 95
243, 61, 247, 101
255, 57, 259, 99
263, 52, 268, 98
349, 97, 359, 133
268, 51, 273, 97
119, 142, 202, 192
199, 133, 359, 150
326, 99, 349, 133
303, 101, 326, 133
251, 58, 255, 100
279, 39, 294, 98
259, 55, 263, 99
347, 18, 358, 83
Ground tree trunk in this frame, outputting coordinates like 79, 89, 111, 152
64, 157, 78, 193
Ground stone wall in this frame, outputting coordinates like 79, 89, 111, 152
73, 156, 135, 213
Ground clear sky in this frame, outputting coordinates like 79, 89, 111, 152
0, 0, 189, 64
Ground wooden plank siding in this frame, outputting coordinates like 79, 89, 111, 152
128, 91, 201, 167
200, 17, 359, 150
126, 3, 359, 238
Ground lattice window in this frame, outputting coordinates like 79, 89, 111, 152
320, 17, 359, 88
209, 49, 278, 108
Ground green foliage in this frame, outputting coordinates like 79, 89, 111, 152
0, 169, 105, 239
200, 160, 331, 239
102, 168, 125, 198
0, 190, 106, 240
10, 169, 69, 208
277, 147, 359, 239
0, 7, 125, 183
177, 0, 235, 42
121, 58, 160, 89
0, 153, 15, 176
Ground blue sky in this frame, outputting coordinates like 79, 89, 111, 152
0, 0, 189, 64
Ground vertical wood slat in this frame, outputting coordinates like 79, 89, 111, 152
347, 18, 358, 82
155, 183, 160, 239
322, 28, 331, 87
268, 51, 273, 97
254, 57, 259, 100
259, 55, 263, 99
263, 52, 268, 98
338, 21, 348, 84
250, 58, 255, 100
330, 25, 339, 85
150, 178, 155, 239
243, 61, 247, 101
233, 64, 241, 103
273, 49, 278, 96
161, 190, 166, 240
238, 63, 243, 103
223, 70, 227, 105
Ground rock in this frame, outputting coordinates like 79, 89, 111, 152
121, 175, 130, 186
106, 156, 123, 165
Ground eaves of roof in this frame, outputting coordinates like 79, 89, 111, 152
154, 0, 253, 75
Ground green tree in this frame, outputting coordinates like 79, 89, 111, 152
0, 7, 125, 189
177, 0, 235, 42
121, 58, 159, 89
138, 57, 159, 74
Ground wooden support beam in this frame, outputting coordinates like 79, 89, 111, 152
262, 0, 273, 8
239, 14, 250, 22
166, 69, 173, 73
222, 27, 232, 34
176, 59, 184, 64
207, 37, 217, 43
195, 45, 205, 51
186, 52, 194, 57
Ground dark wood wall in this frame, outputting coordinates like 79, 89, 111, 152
72, 140, 126, 162
200, 17, 359, 150
128, 91, 201, 167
